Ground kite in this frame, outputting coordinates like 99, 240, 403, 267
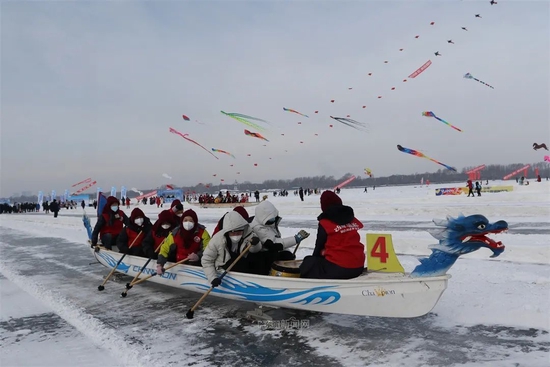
397, 145, 457, 172
434, 51, 441, 56
221, 111, 268, 132
330, 116, 369, 131
182, 115, 190, 121
244, 129, 269, 142
464, 73, 494, 89
169, 127, 219, 159
533, 143, 549, 151
447, 40, 454, 44
364, 168, 373, 177
212, 148, 236, 158
544, 156, 550, 162
462, 27, 468, 31
422, 111, 463, 132
283, 107, 309, 118
475, 14, 482, 18
490, 0, 497, 5
162, 173, 173, 179
408, 60, 432, 78
72, 178, 92, 187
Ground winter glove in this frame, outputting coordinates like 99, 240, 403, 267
156, 264, 165, 276
264, 240, 283, 252
294, 230, 310, 244
211, 277, 222, 287
250, 237, 260, 246
188, 253, 199, 262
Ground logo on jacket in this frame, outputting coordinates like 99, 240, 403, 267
194, 236, 201, 243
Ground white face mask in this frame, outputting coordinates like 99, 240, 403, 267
182, 222, 194, 231
229, 235, 242, 243
134, 218, 144, 226
111, 205, 119, 212
161, 224, 171, 229
176, 213, 183, 217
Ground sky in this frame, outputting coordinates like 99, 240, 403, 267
1, 0, 549, 197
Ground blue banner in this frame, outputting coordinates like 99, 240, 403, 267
120, 186, 127, 200
51, 190, 56, 201
64, 189, 69, 200
97, 192, 107, 216
110, 186, 116, 197
37, 191, 44, 205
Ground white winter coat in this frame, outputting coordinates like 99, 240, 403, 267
250, 200, 297, 250
201, 211, 262, 282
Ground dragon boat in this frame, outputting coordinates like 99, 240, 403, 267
88, 214, 507, 318
187, 201, 260, 209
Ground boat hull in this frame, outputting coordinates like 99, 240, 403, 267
93, 248, 450, 318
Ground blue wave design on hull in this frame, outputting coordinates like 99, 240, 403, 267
97, 252, 130, 273
179, 269, 341, 306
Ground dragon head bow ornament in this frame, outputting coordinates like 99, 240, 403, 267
411, 214, 508, 277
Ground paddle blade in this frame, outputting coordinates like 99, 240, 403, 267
366, 233, 405, 273
185, 310, 194, 319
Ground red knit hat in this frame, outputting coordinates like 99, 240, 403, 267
233, 206, 250, 221
320, 190, 342, 212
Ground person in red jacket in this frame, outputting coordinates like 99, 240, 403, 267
157, 199, 184, 222
116, 208, 152, 257
299, 190, 365, 279
142, 210, 178, 260
91, 196, 128, 250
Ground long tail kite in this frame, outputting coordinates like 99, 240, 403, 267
221, 111, 268, 132
463, 73, 494, 89
212, 148, 236, 158
169, 127, 219, 159
408, 60, 432, 79
397, 144, 457, 172
72, 178, 92, 187
283, 107, 309, 118
422, 111, 462, 132
330, 116, 369, 131
244, 129, 269, 142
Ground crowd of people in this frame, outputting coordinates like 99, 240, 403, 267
90, 190, 367, 285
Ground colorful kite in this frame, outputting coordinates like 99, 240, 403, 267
283, 107, 309, 118
422, 111, 463, 132
221, 111, 268, 132
464, 73, 494, 89
330, 116, 369, 131
364, 168, 373, 177
182, 115, 190, 121
212, 148, 236, 158
408, 60, 432, 78
544, 156, 550, 162
169, 127, 219, 159
244, 129, 269, 142
397, 144, 457, 172
162, 173, 172, 180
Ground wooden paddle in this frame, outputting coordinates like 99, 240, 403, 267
186, 241, 254, 319
122, 256, 190, 290
97, 231, 142, 291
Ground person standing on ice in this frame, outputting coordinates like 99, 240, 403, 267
50, 199, 60, 218
201, 211, 263, 287
475, 181, 482, 197
299, 190, 365, 280
142, 210, 178, 260
116, 208, 152, 257
156, 209, 211, 273
299, 187, 304, 201
91, 196, 128, 250
467, 180, 475, 197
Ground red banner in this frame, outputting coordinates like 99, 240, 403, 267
503, 165, 531, 180
72, 177, 92, 187
74, 180, 97, 195
334, 176, 356, 190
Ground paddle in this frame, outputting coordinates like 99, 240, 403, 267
97, 231, 143, 291
120, 257, 189, 297
120, 236, 169, 297
186, 241, 254, 320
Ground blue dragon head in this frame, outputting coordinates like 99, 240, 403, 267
410, 214, 508, 278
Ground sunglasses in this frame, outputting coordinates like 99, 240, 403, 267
265, 218, 277, 225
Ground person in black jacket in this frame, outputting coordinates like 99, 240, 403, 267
50, 199, 60, 218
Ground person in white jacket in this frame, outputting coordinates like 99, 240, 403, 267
249, 200, 310, 274
201, 211, 262, 287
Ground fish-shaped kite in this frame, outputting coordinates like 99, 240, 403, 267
211, 148, 236, 158
169, 127, 218, 159
463, 73, 494, 89
221, 111, 268, 132
283, 107, 309, 118
330, 116, 369, 131
422, 111, 462, 132
397, 144, 456, 172
244, 129, 269, 142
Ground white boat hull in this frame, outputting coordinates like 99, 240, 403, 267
92, 248, 450, 318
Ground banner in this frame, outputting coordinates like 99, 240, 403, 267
64, 189, 69, 201
481, 186, 513, 193
120, 186, 127, 200
51, 190, 56, 201
74, 180, 97, 195
135, 190, 157, 201
37, 191, 44, 205
334, 175, 356, 190
435, 187, 466, 196
110, 186, 117, 197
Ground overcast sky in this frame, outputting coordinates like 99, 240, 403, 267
1, 0, 548, 197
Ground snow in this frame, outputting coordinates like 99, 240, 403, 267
1, 179, 549, 366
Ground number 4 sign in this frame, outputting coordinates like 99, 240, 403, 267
366, 234, 405, 273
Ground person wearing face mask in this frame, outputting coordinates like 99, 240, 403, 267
116, 208, 152, 257
211, 206, 254, 236
156, 209, 210, 273
248, 200, 310, 274
299, 190, 365, 280
201, 211, 263, 287
158, 199, 184, 222
91, 196, 129, 250
142, 210, 178, 260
